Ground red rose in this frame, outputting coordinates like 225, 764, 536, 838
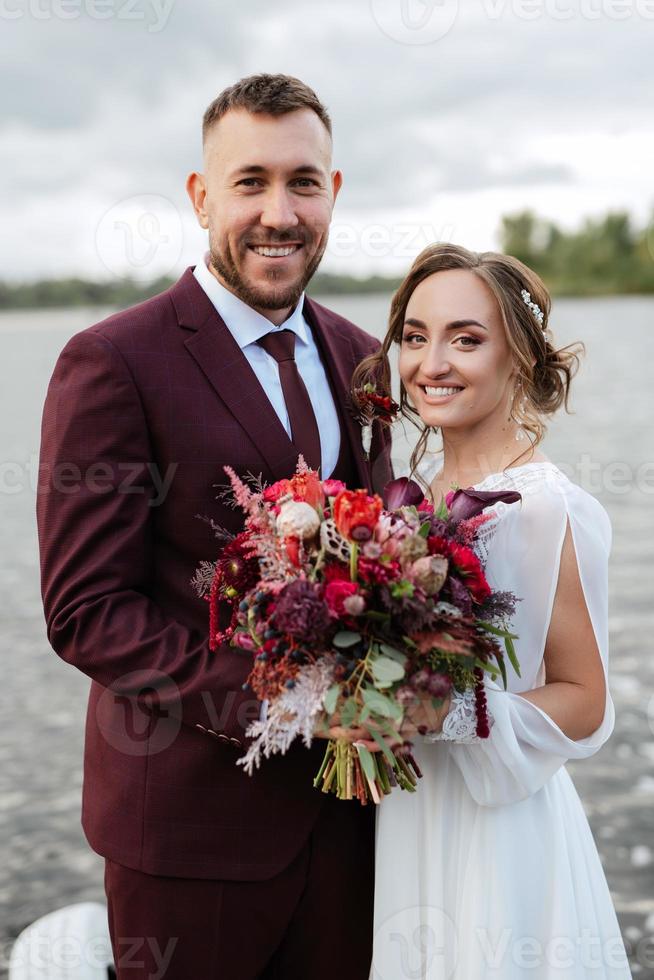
325, 580, 359, 617
264, 479, 291, 503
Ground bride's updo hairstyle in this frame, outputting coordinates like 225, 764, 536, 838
352, 243, 582, 478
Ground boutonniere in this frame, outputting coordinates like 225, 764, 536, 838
352, 383, 399, 460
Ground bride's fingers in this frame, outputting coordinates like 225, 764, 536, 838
327, 725, 369, 741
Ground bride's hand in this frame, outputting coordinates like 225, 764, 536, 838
400, 692, 452, 739
314, 714, 404, 753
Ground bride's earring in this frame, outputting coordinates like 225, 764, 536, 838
510, 381, 527, 442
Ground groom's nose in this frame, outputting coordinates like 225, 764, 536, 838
259, 186, 300, 230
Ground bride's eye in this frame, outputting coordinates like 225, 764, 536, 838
402, 332, 427, 345
455, 335, 482, 348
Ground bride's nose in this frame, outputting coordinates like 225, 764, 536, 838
419, 342, 453, 379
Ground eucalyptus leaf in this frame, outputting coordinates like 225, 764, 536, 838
362, 687, 403, 721
323, 684, 340, 716
370, 655, 406, 685
340, 697, 359, 727
379, 643, 408, 666
370, 727, 396, 766
356, 743, 376, 783
333, 631, 361, 648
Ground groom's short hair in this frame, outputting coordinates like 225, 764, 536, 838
202, 73, 332, 143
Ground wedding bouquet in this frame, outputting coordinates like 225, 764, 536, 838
192, 460, 521, 804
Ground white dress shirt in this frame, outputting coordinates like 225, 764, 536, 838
193, 254, 341, 478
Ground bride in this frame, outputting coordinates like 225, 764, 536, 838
354, 244, 631, 979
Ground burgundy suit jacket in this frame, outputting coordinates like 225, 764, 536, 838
36, 268, 393, 880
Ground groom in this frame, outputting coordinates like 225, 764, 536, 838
36, 74, 392, 979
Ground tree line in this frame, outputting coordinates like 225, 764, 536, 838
1, 209, 652, 309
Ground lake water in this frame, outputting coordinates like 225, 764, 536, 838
1, 295, 653, 976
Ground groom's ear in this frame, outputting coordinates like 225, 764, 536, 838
331, 169, 343, 203
186, 171, 209, 229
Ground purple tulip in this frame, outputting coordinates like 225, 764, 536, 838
383, 477, 425, 511
446, 488, 521, 522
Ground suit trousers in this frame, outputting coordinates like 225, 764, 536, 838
104, 792, 375, 980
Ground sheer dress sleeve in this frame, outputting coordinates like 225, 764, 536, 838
425, 467, 615, 807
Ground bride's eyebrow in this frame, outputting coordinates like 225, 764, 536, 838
403, 317, 488, 332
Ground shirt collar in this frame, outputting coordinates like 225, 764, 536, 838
193, 252, 309, 349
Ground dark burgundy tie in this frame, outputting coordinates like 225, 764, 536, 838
257, 329, 322, 473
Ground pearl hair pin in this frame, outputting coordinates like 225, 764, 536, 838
521, 289, 545, 328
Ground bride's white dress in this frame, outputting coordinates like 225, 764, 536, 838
372, 461, 631, 980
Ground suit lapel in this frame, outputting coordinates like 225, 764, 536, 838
302, 297, 370, 491
171, 268, 301, 480
170, 268, 370, 488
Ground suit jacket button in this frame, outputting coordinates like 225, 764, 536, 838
229, 737, 242, 748
195, 723, 207, 733
217, 733, 230, 744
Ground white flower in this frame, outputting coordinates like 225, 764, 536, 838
361, 423, 373, 459
410, 555, 448, 595
237, 659, 337, 775
276, 500, 320, 539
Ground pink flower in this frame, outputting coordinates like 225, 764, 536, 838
233, 632, 256, 651
323, 479, 346, 497
456, 512, 493, 546
343, 593, 366, 616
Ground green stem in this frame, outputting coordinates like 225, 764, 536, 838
349, 541, 359, 582
310, 547, 326, 582
352, 637, 375, 701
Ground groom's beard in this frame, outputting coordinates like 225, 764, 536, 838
209, 232, 326, 312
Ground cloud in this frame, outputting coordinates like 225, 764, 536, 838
0, 0, 652, 277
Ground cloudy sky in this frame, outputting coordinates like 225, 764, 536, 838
1, 0, 653, 281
